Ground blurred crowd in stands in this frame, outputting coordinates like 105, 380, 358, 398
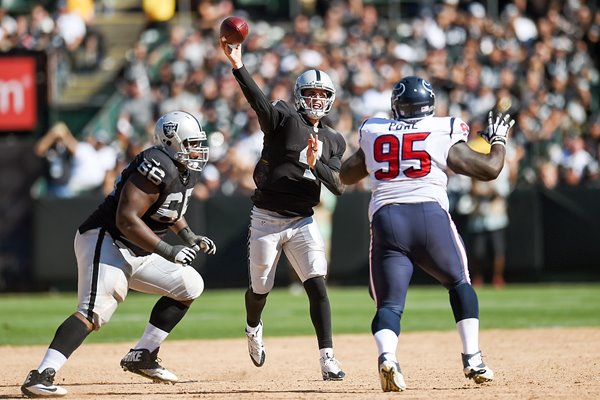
3, 0, 599, 201
0, 0, 105, 94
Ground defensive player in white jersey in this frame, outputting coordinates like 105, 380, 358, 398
340, 76, 515, 392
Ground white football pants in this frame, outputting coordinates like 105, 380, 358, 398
74, 228, 204, 329
248, 206, 328, 294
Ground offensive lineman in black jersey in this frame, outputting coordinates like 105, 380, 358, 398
220, 39, 347, 380
21, 111, 217, 398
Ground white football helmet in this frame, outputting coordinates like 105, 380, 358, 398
154, 111, 209, 171
293, 69, 336, 119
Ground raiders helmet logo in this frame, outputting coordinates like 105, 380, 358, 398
163, 121, 178, 139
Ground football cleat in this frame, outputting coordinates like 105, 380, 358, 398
320, 354, 345, 381
462, 351, 494, 383
21, 368, 68, 398
246, 321, 266, 367
120, 348, 178, 384
378, 353, 406, 392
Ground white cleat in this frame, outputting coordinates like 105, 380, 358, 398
378, 354, 406, 392
320, 354, 346, 381
21, 368, 68, 398
462, 351, 494, 383
246, 321, 266, 367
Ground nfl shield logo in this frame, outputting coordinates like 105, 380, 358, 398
163, 121, 178, 138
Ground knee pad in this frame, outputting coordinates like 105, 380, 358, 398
178, 267, 205, 300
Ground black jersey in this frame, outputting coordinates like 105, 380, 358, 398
79, 146, 200, 255
233, 67, 346, 217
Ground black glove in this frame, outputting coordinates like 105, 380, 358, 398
155, 240, 197, 265
177, 227, 217, 255
479, 110, 515, 147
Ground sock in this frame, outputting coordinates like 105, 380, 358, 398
48, 314, 90, 359
303, 277, 333, 349
134, 323, 169, 353
374, 328, 399, 360
38, 348, 68, 373
245, 288, 268, 328
457, 318, 480, 354
149, 296, 189, 333
246, 322, 260, 334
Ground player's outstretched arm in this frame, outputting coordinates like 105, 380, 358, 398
340, 148, 368, 185
447, 142, 505, 181
448, 111, 515, 181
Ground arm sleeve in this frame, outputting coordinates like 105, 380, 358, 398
232, 66, 283, 134
312, 135, 346, 196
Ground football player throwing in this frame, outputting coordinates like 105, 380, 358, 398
220, 39, 346, 381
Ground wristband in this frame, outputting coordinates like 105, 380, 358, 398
177, 227, 196, 246
154, 240, 174, 259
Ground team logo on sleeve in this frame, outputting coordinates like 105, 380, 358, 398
163, 121, 178, 139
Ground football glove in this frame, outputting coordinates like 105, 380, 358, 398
178, 227, 217, 255
155, 240, 197, 265
479, 110, 515, 147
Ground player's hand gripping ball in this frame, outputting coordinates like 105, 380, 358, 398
220, 16, 249, 44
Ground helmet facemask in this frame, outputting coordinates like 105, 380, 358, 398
294, 69, 336, 119
154, 111, 209, 171
175, 137, 209, 171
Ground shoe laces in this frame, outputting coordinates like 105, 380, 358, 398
321, 355, 342, 371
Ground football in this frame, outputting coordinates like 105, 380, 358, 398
220, 16, 249, 44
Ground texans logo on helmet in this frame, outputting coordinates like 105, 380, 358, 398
421, 80, 434, 98
163, 121, 178, 139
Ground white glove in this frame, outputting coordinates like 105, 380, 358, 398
195, 236, 217, 255
479, 110, 515, 147
155, 240, 197, 265
178, 227, 217, 255
173, 246, 197, 265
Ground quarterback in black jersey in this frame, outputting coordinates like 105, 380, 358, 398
221, 39, 346, 381
21, 111, 217, 398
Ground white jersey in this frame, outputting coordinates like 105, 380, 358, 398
359, 115, 469, 220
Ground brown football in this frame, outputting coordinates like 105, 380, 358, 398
220, 16, 249, 44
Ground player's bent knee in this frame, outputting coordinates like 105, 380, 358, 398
77, 294, 121, 330
251, 279, 275, 295
179, 268, 205, 300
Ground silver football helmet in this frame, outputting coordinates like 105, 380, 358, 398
293, 69, 336, 119
154, 111, 209, 171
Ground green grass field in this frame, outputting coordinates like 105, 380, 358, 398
1, 284, 599, 345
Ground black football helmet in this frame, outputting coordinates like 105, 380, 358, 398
391, 76, 435, 119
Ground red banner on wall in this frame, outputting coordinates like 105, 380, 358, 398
0, 57, 38, 131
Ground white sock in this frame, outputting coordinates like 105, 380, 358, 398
134, 323, 169, 352
456, 318, 480, 354
319, 347, 334, 359
374, 329, 399, 361
38, 348, 68, 373
246, 322, 260, 334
